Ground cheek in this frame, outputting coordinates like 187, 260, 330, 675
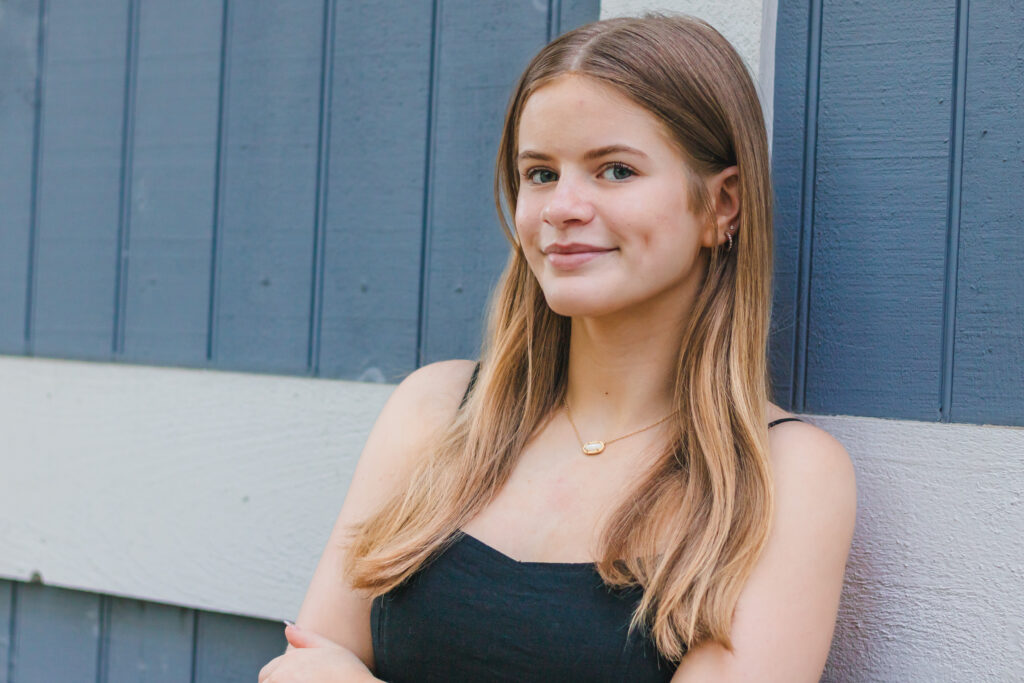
514, 199, 541, 246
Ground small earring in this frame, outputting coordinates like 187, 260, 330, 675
726, 226, 735, 253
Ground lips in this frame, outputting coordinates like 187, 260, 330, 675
542, 243, 616, 269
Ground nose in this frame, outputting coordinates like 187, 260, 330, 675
540, 173, 595, 228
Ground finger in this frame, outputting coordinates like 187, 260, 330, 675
284, 622, 341, 649
258, 654, 284, 682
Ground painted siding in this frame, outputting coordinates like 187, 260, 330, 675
0, 0, 40, 355
419, 1, 552, 364
317, 0, 434, 382
105, 598, 194, 683
0, 581, 11, 676
0, 581, 283, 683
30, 0, 130, 360
211, 1, 326, 374
809, 0, 955, 420
951, 0, 1024, 424
8, 0, 1015, 425
193, 612, 284, 683
121, 0, 223, 366
10, 584, 101, 683
771, 0, 1023, 426
2, 0, 601, 384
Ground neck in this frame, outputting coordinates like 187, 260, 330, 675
564, 291, 693, 437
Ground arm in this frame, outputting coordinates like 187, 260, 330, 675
671, 421, 857, 682
268, 360, 478, 676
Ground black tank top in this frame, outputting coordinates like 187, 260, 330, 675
370, 364, 803, 682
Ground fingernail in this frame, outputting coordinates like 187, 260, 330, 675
283, 619, 296, 628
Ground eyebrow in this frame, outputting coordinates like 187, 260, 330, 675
516, 144, 649, 163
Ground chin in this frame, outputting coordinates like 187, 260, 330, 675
541, 290, 622, 318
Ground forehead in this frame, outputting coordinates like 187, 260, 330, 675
517, 74, 676, 155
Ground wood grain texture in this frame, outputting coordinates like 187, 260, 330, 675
951, 0, 1024, 426
420, 0, 589, 364
193, 612, 285, 683
316, 0, 434, 382
769, 0, 813, 408
211, 0, 324, 373
120, 0, 223, 366
10, 583, 100, 683
804, 0, 957, 420
0, 0, 40, 355
30, 0, 130, 359
105, 597, 195, 683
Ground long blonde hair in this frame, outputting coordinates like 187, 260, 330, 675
346, 14, 775, 661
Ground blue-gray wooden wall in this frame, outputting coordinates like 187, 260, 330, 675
771, 0, 1023, 426
4, 0, 1019, 424
0, 0, 598, 383
0, 579, 284, 683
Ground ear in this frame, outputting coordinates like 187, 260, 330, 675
699, 165, 741, 249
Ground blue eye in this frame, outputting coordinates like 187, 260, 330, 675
526, 168, 558, 184
600, 163, 635, 181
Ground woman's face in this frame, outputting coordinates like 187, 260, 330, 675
514, 74, 724, 320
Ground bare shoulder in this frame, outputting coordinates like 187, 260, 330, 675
341, 359, 478, 514
384, 358, 479, 431
766, 414, 857, 534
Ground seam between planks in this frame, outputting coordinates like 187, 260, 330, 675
5, 583, 16, 683
189, 610, 200, 683
416, 0, 442, 369
792, 0, 823, 413
206, 0, 233, 363
112, 0, 141, 356
308, 0, 337, 376
95, 595, 112, 683
24, 0, 48, 356
940, 0, 970, 423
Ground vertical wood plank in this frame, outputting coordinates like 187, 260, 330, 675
558, 0, 600, 36
0, 0, 41, 355
30, 0, 130, 359
193, 612, 284, 683
769, 0, 814, 409
211, 0, 324, 373
420, 0, 553, 364
105, 597, 195, 683
951, 1, 1024, 426
10, 584, 100, 683
120, 0, 224, 365
315, 0, 434, 382
0, 581, 11, 679
804, 0, 957, 420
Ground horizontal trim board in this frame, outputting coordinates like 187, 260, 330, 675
0, 355, 393, 621
0, 356, 1020, 680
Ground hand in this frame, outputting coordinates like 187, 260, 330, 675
258, 622, 378, 683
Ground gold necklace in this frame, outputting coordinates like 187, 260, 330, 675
564, 400, 676, 456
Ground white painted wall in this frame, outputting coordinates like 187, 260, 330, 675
0, 356, 391, 621
2, 356, 1022, 680
813, 416, 1024, 682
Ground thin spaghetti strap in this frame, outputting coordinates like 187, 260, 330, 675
768, 417, 804, 429
458, 361, 481, 410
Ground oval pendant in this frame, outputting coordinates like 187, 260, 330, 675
582, 441, 606, 456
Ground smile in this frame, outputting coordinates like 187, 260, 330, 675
543, 245, 617, 270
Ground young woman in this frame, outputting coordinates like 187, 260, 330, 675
260, 14, 856, 683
